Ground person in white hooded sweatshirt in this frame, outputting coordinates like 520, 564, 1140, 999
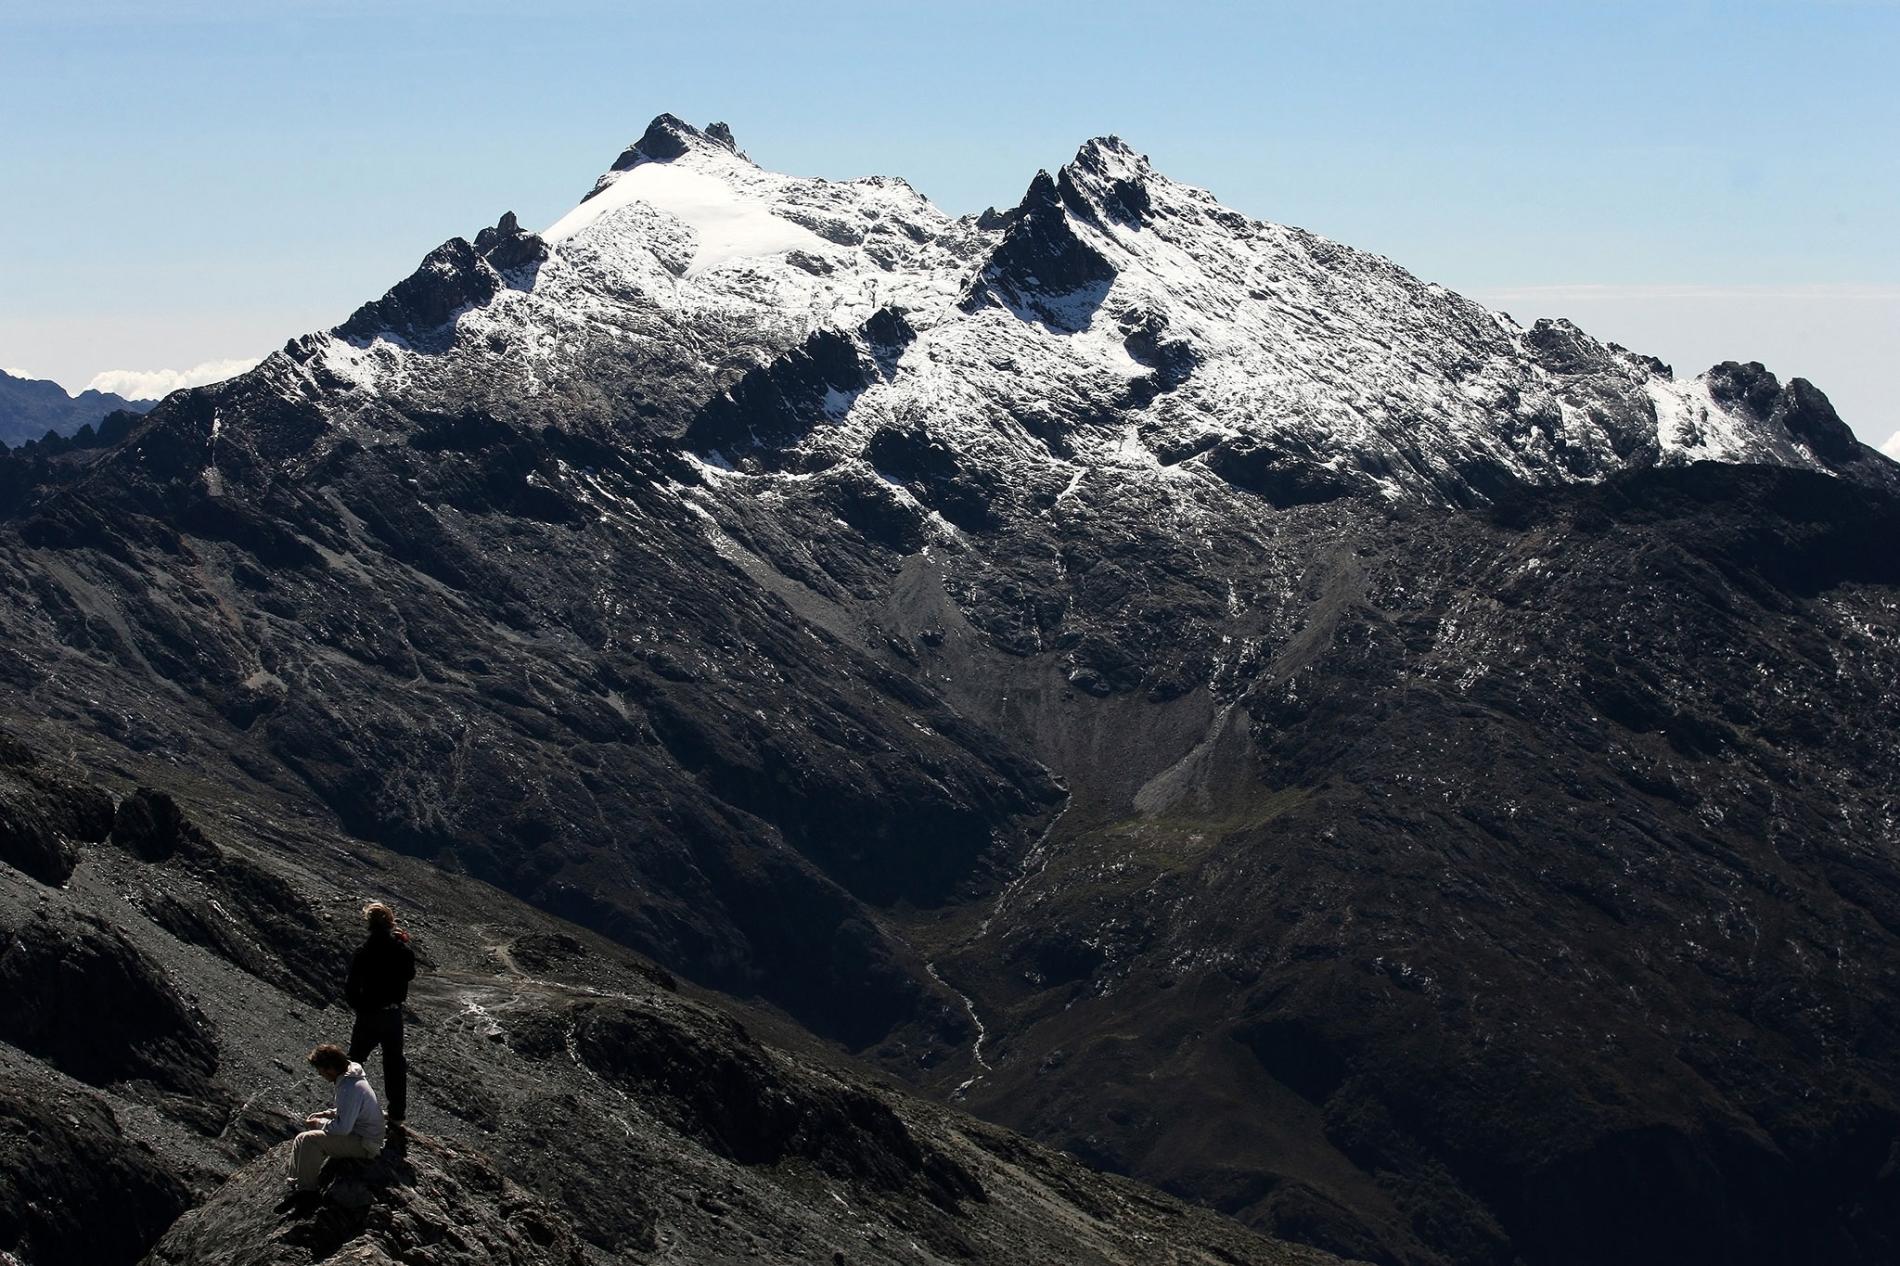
284, 1043, 385, 1201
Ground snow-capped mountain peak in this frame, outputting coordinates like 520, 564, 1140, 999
278, 114, 1889, 510
611, 113, 748, 170
545, 149, 823, 265
1061, 134, 1160, 209
550, 116, 770, 248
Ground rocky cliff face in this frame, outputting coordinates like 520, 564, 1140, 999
2, 115, 1897, 1266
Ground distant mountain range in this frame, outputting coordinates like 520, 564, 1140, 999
0, 367, 153, 447
3, 114, 1898, 1266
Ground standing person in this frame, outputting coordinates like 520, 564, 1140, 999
345, 901, 416, 1126
279, 1044, 383, 1208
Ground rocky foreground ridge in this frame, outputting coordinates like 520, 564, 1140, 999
2, 116, 1899, 1265
0, 741, 1344, 1266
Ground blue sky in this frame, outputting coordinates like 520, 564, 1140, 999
3, 0, 1896, 446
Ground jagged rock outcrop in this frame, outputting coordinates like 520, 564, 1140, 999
471, 211, 549, 277
113, 787, 220, 863
335, 242, 519, 350
143, 1131, 590, 1266
965, 167, 1118, 330
1707, 360, 1865, 465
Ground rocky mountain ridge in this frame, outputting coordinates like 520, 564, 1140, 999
284, 114, 1890, 507
0, 368, 153, 448
2, 115, 1898, 1265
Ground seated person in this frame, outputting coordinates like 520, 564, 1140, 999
282, 1043, 385, 1205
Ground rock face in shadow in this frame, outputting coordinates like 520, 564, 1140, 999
110, 790, 344, 1007
683, 326, 873, 460
965, 168, 1117, 331
143, 1131, 589, 1266
0, 911, 218, 1093
112, 787, 221, 863
0, 735, 115, 883
0, 1065, 194, 1266
568, 1000, 984, 1209
1707, 361, 1864, 466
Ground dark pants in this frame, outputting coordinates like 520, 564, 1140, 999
348, 1006, 406, 1121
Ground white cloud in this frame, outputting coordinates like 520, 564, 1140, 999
1881, 431, 1900, 461
3, 366, 40, 381
85, 356, 260, 400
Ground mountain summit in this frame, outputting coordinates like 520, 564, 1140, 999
3, 116, 1899, 1266
281, 114, 1886, 513
604, 113, 748, 171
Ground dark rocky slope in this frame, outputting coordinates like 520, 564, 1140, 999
1, 117, 1897, 1265
0, 741, 1346, 1266
930, 464, 1900, 1265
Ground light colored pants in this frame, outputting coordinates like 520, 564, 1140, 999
288, 1129, 380, 1190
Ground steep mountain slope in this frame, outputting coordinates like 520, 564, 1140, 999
0, 367, 153, 447
0, 738, 1346, 1266
1, 115, 1897, 1266
931, 465, 1900, 1265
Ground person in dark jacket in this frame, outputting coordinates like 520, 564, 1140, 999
345, 901, 416, 1124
